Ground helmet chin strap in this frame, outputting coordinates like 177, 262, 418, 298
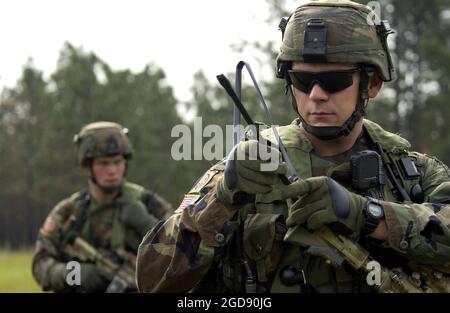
288, 66, 372, 141
299, 108, 363, 140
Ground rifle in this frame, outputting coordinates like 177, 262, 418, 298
308, 226, 450, 292
217, 61, 450, 293
310, 226, 423, 292
63, 236, 137, 293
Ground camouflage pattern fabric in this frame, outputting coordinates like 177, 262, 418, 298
74, 121, 134, 166
277, 0, 395, 81
136, 119, 450, 293
32, 181, 172, 292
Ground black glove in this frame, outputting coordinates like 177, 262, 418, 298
78, 262, 114, 293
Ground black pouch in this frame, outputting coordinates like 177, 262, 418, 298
351, 150, 385, 190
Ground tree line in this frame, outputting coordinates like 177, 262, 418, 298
1, 0, 449, 248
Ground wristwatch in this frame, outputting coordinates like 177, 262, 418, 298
361, 197, 385, 236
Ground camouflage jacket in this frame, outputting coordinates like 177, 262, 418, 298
32, 181, 172, 292
136, 119, 450, 293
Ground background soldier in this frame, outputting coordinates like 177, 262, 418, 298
136, 0, 450, 293
32, 121, 172, 292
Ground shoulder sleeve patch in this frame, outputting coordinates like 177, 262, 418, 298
177, 194, 202, 211
175, 169, 223, 212
190, 170, 219, 194
41, 217, 57, 235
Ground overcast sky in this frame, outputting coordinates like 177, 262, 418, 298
0, 0, 298, 102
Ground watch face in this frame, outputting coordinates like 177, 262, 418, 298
368, 203, 384, 218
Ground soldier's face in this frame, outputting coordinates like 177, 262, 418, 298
291, 62, 361, 128
91, 155, 126, 189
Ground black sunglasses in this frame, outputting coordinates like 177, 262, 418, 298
287, 68, 361, 94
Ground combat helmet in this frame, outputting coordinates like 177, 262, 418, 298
74, 121, 133, 166
276, 0, 395, 140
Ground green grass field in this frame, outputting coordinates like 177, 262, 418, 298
0, 250, 41, 292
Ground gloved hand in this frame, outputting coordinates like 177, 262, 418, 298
215, 139, 287, 206
78, 262, 114, 293
259, 176, 367, 236
48, 262, 69, 291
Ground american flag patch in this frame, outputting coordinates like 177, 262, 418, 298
42, 217, 56, 235
178, 194, 201, 210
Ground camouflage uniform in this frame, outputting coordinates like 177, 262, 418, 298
136, 1, 450, 292
136, 119, 450, 292
32, 122, 172, 292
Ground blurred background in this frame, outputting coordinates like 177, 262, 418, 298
0, 0, 449, 292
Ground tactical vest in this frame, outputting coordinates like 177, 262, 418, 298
215, 119, 426, 293
62, 182, 149, 254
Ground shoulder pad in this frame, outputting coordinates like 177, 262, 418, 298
363, 119, 411, 151
175, 165, 224, 213
121, 181, 147, 201
190, 167, 222, 194
41, 196, 78, 236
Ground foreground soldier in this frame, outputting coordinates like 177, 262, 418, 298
32, 122, 172, 292
137, 0, 450, 293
